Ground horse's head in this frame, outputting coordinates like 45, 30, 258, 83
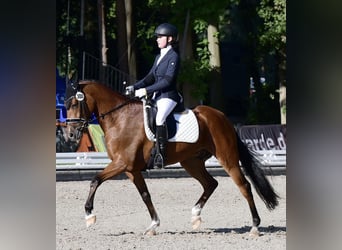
64, 81, 93, 144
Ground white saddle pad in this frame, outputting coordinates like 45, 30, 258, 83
143, 100, 199, 143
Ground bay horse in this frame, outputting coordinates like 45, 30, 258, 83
64, 80, 279, 236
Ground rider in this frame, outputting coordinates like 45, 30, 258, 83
126, 23, 182, 168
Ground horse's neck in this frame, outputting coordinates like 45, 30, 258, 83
94, 91, 125, 114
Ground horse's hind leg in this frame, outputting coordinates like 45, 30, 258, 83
180, 158, 218, 230
125, 171, 160, 235
220, 160, 261, 236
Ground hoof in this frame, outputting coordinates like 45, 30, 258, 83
143, 220, 160, 235
191, 215, 202, 230
144, 229, 157, 236
249, 226, 260, 237
85, 214, 96, 227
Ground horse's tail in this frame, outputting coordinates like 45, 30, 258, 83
236, 132, 279, 210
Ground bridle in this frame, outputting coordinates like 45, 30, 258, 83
64, 93, 91, 140
64, 90, 135, 140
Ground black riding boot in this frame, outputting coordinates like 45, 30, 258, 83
154, 125, 167, 169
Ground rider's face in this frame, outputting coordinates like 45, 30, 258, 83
156, 35, 171, 49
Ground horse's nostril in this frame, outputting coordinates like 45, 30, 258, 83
69, 133, 74, 138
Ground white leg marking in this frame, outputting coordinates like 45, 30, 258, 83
191, 204, 202, 230
144, 219, 160, 236
191, 204, 202, 217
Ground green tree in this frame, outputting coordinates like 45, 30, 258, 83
56, 0, 100, 80
56, 0, 286, 124
257, 0, 286, 124
217, 0, 285, 124
246, 0, 286, 124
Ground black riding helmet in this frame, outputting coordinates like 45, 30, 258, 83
155, 23, 178, 40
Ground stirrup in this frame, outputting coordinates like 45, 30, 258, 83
153, 153, 164, 169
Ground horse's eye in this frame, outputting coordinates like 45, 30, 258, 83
71, 103, 78, 109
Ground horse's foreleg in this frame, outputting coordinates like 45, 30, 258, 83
125, 171, 160, 235
84, 176, 101, 227
181, 158, 218, 230
84, 161, 126, 227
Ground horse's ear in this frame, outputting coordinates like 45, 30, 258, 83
71, 81, 78, 90
65, 80, 71, 88
65, 81, 78, 100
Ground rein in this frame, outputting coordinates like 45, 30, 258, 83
98, 99, 133, 120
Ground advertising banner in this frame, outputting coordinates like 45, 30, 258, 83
236, 124, 286, 151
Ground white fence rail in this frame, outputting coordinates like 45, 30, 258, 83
56, 150, 286, 171
254, 149, 286, 166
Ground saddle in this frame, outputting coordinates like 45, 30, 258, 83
143, 98, 199, 143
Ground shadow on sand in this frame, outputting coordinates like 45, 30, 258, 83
102, 225, 286, 237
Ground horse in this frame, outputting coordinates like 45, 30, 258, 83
64, 80, 279, 236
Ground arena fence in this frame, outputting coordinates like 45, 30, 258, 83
56, 150, 286, 171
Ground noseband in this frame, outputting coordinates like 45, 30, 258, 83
65, 117, 88, 140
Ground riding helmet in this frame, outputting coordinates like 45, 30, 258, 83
155, 23, 178, 39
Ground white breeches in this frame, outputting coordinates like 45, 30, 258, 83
155, 98, 177, 126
